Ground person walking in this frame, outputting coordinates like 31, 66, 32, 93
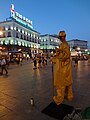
1, 57, 8, 75
74, 55, 78, 67
51, 31, 74, 105
38, 57, 42, 68
33, 57, 37, 69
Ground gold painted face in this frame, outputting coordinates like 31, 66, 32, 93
58, 31, 66, 42
59, 31, 66, 37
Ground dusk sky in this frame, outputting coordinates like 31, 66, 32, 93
0, 0, 90, 47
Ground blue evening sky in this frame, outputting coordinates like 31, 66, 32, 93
0, 0, 90, 47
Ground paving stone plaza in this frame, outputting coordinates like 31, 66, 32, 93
0, 60, 90, 120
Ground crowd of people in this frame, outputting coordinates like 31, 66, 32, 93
0, 53, 49, 76
0, 55, 25, 76
32, 55, 48, 69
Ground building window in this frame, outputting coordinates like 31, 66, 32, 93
2, 26, 5, 30
18, 29, 20, 32
24, 36, 26, 40
21, 35, 23, 39
11, 26, 13, 30
25, 31, 27, 35
27, 37, 29, 41
35, 39, 37, 43
16, 33, 19, 38
14, 27, 16, 30
7, 32, 11, 37
5, 27, 8, 30
20, 29, 22, 33
16, 27, 18, 31
32, 38, 34, 42
3, 33, 5, 37
22, 30, 24, 34
38, 40, 40, 44
8, 26, 11, 30
30, 37, 31, 41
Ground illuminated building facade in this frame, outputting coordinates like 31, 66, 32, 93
0, 4, 40, 57
67, 39, 88, 56
40, 34, 61, 56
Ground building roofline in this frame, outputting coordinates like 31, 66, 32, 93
0, 18, 40, 34
67, 39, 87, 42
40, 34, 58, 38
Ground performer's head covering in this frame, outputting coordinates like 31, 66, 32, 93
58, 31, 66, 38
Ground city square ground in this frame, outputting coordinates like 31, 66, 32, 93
0, 60, 90, 120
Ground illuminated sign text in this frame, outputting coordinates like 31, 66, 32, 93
10, 4, 33, 29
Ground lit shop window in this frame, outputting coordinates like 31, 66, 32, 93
14, 40, 17, 45
31, 44, 33, 47
34, 45, 36, 48
1, 41, 3, 45
28, 44, 30, 47
5, 40, 9, 45
36, 45, 39, 49
25, 43, 27, 47
18, 41, 21, 46
10, 39, 14, 44
22, 42, 24, 46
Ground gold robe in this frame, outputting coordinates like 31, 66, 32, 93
52, 42, 72, 88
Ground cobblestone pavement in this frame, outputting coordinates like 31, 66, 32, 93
0, 60, 90, 120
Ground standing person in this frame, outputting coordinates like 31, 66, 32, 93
33, 57, 37, 69
74, 55, 78, 67
52, 31, 73, 105
42, 55, 45, 65
1, 57, 8, 75
20, 57, 23, 66
38, 57, 42, 68
44, 56, 47, 65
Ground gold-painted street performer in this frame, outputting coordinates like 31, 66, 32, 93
52, 31, 74, 105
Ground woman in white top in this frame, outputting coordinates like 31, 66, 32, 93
1, 57, 8, 75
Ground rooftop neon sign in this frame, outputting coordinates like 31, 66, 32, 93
10, 4, 33, 29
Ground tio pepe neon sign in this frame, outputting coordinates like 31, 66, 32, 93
10, 4, 33, 29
